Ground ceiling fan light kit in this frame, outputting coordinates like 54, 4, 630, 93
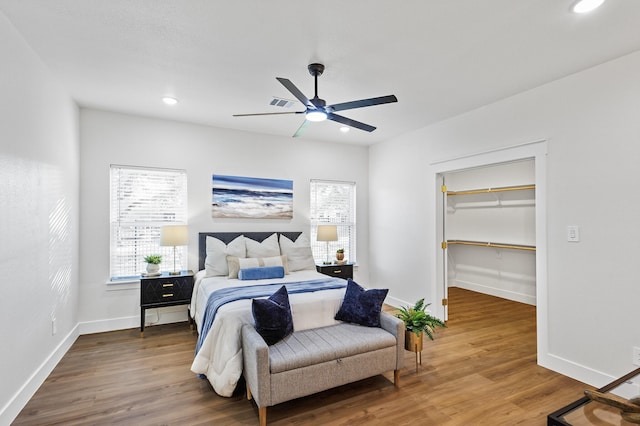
234, 62, 397, 137
571, 0, 606, 14
306, 110, 327, 122
162, 96, 178, 105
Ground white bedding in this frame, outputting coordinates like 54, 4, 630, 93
189, 269, 347, 397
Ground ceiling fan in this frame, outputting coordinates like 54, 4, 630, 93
233, 63, 398, 137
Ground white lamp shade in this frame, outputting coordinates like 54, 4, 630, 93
160, 225, 189, 246
317, 225, 338, 242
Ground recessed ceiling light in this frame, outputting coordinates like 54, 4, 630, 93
340, 126, 350, 133
571, 0, 606, 14
162, 97, 178, 106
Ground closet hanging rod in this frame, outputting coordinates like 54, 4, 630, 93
447, 184, 535, 196
446, 240, 536, 251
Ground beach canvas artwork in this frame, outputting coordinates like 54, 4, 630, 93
212, 174, 293, 219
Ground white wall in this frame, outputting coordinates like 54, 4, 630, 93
0, 13, 79, 424
370, 49, 640, 387
78, 109, 370, 333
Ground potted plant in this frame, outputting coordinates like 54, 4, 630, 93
396, 298, 446, 353
144, 254, 162, 275
336, 248, 345, 261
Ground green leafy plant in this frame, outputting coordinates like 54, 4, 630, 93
396, 298, 446, 340
336, 248, 344, 253
144, 254, 162, 264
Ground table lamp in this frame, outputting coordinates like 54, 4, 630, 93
160, 225, 188, 275
316, 225, 338, 265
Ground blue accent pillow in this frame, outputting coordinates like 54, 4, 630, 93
252, 285, 293, 345
335, 279, 389, 327
239, 265, 285, 280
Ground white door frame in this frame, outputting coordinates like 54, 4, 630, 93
430, 140, 548, 365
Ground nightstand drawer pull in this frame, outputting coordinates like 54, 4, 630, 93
162, 283, 174, 288
333, 269, 342, 274
162, 293, 174, 298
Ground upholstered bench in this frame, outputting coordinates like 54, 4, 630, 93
242, 312, 404, 426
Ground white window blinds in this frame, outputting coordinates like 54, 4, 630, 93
310, 179, 356, 263
110, 165, 188, 280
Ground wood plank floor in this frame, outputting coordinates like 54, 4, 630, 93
14, 288, 591, 425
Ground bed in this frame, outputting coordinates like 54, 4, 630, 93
189, 231, 349, 397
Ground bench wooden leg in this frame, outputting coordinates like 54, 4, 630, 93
259, 406, 267, 426
394, 369, 400, 388
246, 383, 252, 400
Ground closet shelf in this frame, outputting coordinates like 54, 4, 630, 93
446, 240, 536, 251
446, 184, 535, 196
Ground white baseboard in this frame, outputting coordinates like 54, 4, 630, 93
0, 324, 79, 426
78, 306, 189, 335
539, 351, 620, 389
452, 280, 536, 306
384, 295, 410, 309
385, 295, 443, 316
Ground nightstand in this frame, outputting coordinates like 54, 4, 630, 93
316, 263, 353, 280
140, 270, 194, 337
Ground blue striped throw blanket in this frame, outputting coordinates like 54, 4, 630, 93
196, 277, 347, 354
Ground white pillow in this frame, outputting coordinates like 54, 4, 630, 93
238, 255, 289, 274
279, 233, 316, 271
204, 235, 246, 276
245, 233, 280, 258
226, 256, 242, 279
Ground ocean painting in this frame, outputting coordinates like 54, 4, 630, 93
212, 174, 293, 219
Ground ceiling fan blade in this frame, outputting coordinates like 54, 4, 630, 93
329, 95, 398, 112
276, 77, 313, 108
328, 113, 376, 132
292, 120, 311, 138
233, 111, 305, 117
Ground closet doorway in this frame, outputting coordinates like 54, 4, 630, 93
431, 141, 549, 365
443, 159, 536, 311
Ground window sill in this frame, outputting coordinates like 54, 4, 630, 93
106, 277, 141, 291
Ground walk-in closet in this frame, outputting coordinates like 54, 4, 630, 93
442, 159, 536, 307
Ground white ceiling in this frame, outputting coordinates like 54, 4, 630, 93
2, 0, 640, 145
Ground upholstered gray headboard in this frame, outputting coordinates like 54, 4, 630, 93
198, 231, 302, 271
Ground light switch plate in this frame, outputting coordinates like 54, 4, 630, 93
567, 225, 580, 242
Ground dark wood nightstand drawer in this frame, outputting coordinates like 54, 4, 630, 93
141, 276, 192, 305
316, 263, 353, 279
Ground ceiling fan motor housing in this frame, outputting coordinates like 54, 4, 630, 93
308, 63, 325, 76
310, 97, 326, 109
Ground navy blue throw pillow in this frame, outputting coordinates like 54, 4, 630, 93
252, 285, 293, 345
335, 279, 389, 327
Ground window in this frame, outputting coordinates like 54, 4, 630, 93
310, 179, 356, 263
110, 165, 188, 280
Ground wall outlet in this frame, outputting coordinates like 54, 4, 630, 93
52, 318, 57, 336
633, 346, 640, 367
